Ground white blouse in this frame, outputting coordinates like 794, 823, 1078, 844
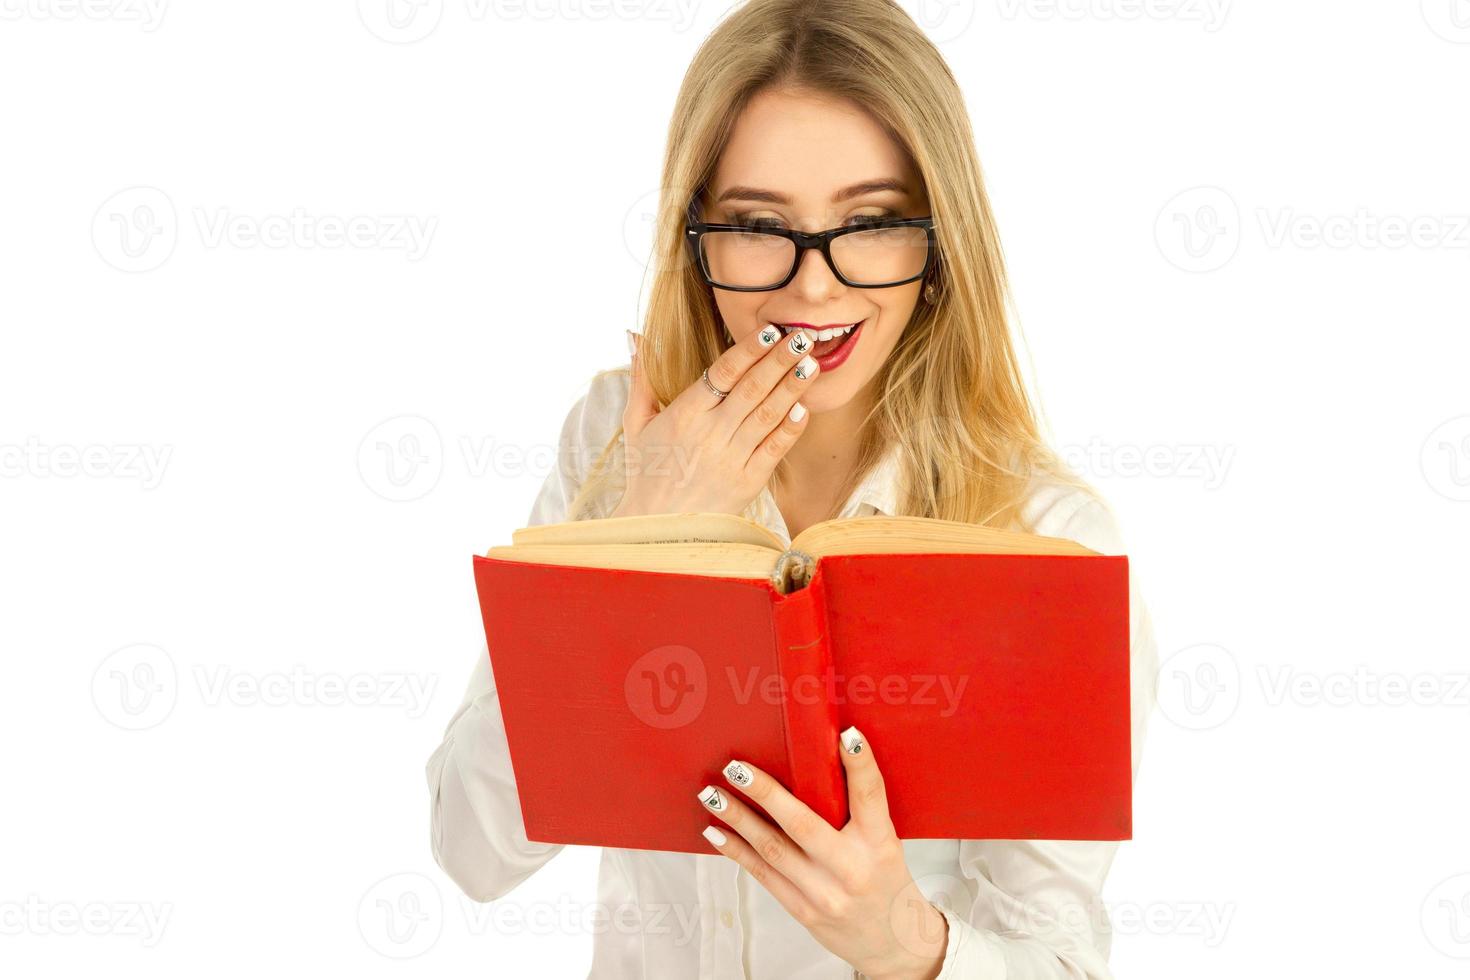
426, 367, 1158, 979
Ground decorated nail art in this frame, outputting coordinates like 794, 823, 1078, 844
758, 324, 781, 346
794, 355, 818, 380
723, 760, 754, 788
788, 330, 813, 355
697, 785, 728, 812
839, 726, 865, 755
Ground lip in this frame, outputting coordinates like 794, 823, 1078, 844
776, 321, 861, 331
813, 318, 864, 373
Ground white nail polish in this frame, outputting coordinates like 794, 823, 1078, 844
723, 760, 754, 788
789, 401, 807, 422
758, 324, 780, 347
794, 355, 817, 380
698, 785, 727, 812
788, 330, 813, 355
703, 825, 727, 847
840, 726, 865, 755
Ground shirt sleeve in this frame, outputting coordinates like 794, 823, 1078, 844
932, 496, 1159, 979
425, 369, 628, 902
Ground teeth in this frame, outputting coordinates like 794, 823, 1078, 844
777, 322, 858, 341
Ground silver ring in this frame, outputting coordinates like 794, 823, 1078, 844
701, 368, 729, 400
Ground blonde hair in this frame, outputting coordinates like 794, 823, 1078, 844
570, 0, 1092, 529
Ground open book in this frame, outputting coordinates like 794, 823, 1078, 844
474, 512, 1132, 855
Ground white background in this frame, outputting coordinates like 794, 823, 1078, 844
2, 1, 1468, 976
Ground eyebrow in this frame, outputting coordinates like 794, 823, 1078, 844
713, 178, 910, 206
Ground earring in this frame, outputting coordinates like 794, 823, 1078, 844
923, 278, 938, 304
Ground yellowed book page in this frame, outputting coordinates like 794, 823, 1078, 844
511, 512, 784, 551
790, 515, 1098, 558
484, 542, 777, 580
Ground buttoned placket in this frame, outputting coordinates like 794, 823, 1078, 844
696, 852, 747, 979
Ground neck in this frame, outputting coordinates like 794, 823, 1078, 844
773, 380, 877, 529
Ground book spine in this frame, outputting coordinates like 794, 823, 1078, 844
770, 566, 848, 830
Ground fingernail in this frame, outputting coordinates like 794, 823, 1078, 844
788, 330, 813, 355
758, 324, 781, 347
840, 726, 865, 755
702, 825, 727, 846
789, 401, 807, 422
723, 760, 754, 788
626, 329, 638, 357
794, 355, 818, 380
698, 785, 727, 812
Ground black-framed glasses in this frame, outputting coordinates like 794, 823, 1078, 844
683, 215, 938, 291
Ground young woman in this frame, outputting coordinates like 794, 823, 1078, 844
427, 1, 1157, 976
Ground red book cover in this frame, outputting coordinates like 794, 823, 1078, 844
472, 549, 1130, 855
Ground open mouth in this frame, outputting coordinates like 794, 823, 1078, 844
776, 319, 864, 366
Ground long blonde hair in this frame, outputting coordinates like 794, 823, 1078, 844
570, 0, 1091, 530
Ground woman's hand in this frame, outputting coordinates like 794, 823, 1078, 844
612, 325, 820, 518
696, 727, 949, 980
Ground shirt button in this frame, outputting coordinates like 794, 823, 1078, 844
719, 909, 734, 928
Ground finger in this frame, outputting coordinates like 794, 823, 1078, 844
728, 351, 818, 461
696, 784, 835, 897
622, 330, 658, 438
719, 759, 845, 868
708, 327, 818, 441
743, 397, 809, 479
837, 726, 896, 837
666, 322, 787, 416
700, 824, 818, 924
